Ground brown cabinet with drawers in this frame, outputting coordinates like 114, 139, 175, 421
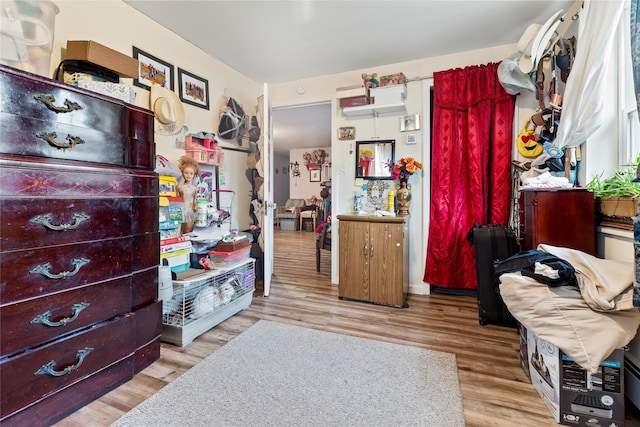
0, 64, 160, 427
519, 188, 596, 255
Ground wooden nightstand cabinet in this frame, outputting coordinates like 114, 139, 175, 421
337, 215, 409, 307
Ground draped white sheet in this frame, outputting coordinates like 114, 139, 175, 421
554, 0, 626, 150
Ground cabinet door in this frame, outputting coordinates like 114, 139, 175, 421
338, 221, 370, 301
369, 222, 404, 306
521, 190, 595, 254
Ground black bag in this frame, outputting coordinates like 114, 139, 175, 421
218, 97, 246, 140
54, 60, 119, 83
468, 224, 519, 327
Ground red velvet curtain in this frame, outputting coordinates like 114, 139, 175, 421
423, 63, 514, 289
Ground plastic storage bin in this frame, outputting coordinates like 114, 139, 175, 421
208, 246, 251, 268
0, 0, 59, 77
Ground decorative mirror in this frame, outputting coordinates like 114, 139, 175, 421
355, 139, 395, 180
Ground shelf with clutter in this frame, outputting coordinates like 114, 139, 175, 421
184, 133, 224, 166
155, 153, 256, 347
339, 72, 408, 117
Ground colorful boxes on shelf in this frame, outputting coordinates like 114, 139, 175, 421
336, 84, 369, 108
379, 72, 407, 86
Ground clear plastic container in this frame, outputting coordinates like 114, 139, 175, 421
0, 0, 59, 77
208, 246, 251, 268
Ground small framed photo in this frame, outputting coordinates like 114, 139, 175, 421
177, 68, 210, 110
133, 47, 174, 90
338, 126, 356, 140
310, 168, 321, 182
400, 114, 420, 132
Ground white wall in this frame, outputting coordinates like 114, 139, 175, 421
288, 147, 331, 200
50, 0, 261, 231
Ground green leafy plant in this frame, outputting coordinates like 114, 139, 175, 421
587, 154, 640, 198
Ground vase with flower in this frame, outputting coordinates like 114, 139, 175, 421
386, 157, 423, 215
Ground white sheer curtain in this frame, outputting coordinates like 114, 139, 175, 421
554, 0, 626, 150
633, 0, 640, 116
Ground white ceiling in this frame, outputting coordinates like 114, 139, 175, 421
123, 0, 575, 153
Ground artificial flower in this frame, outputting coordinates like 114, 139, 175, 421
386, 157, 423, 181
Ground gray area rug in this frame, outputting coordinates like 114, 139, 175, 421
112, 320, 465, 427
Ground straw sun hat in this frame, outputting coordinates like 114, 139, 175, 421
150, 85, 185, 136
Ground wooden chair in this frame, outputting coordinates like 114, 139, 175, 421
316, 221, 331, 272
299, 206, 319, 232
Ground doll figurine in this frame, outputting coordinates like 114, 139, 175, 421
176, 156, 201, 233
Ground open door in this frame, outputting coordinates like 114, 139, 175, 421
261, 83, 274, 296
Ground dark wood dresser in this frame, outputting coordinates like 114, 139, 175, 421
519, 188, 596, 255
0, 64, 161, 426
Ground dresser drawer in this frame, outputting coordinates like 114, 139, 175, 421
1, 238, 133, 304
1, 277, 132, 357
0, 68, 126, 136
0, 112, 126, 166
0, 313, 135, 419
135, 300, 162, 349
0, 161, 133, 197
1, 357, 134, 427
128, 105, 155, 169
132, 267, 159, 310
0, 198, 132, 251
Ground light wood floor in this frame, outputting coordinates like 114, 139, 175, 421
56, 229, 640, 427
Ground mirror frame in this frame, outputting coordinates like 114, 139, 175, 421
355, 139, 395, 180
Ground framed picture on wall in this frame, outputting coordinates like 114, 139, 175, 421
400, 114, 420, 132
338, 126, 355, 140
177, 67, 210, 110
133, 47, 174, 90
310, 168, 321, 182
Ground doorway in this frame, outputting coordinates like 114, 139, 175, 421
271, 103, 332, 278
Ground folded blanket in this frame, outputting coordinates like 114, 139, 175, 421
499, 244, 640, 372
539, 244, 635, 312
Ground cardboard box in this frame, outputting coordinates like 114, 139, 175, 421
522, 326, 625, 426
379, 72, 407, 86
215, 238, 251, 252
339, 96, 368, 108
65, 40, 138, 78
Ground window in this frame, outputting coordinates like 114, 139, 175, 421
620, 1, 640, 166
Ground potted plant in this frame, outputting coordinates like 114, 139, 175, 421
587, 154, 640, 221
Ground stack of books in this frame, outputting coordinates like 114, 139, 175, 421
159, 196, 191, 272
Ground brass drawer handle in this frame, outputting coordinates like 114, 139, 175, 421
31, 302, 90, 327
30, 258, 90, 279
34, 94, 83, 114
30, 213, 90, 231
36, 131, 85, 149
34, 347, 93, 377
